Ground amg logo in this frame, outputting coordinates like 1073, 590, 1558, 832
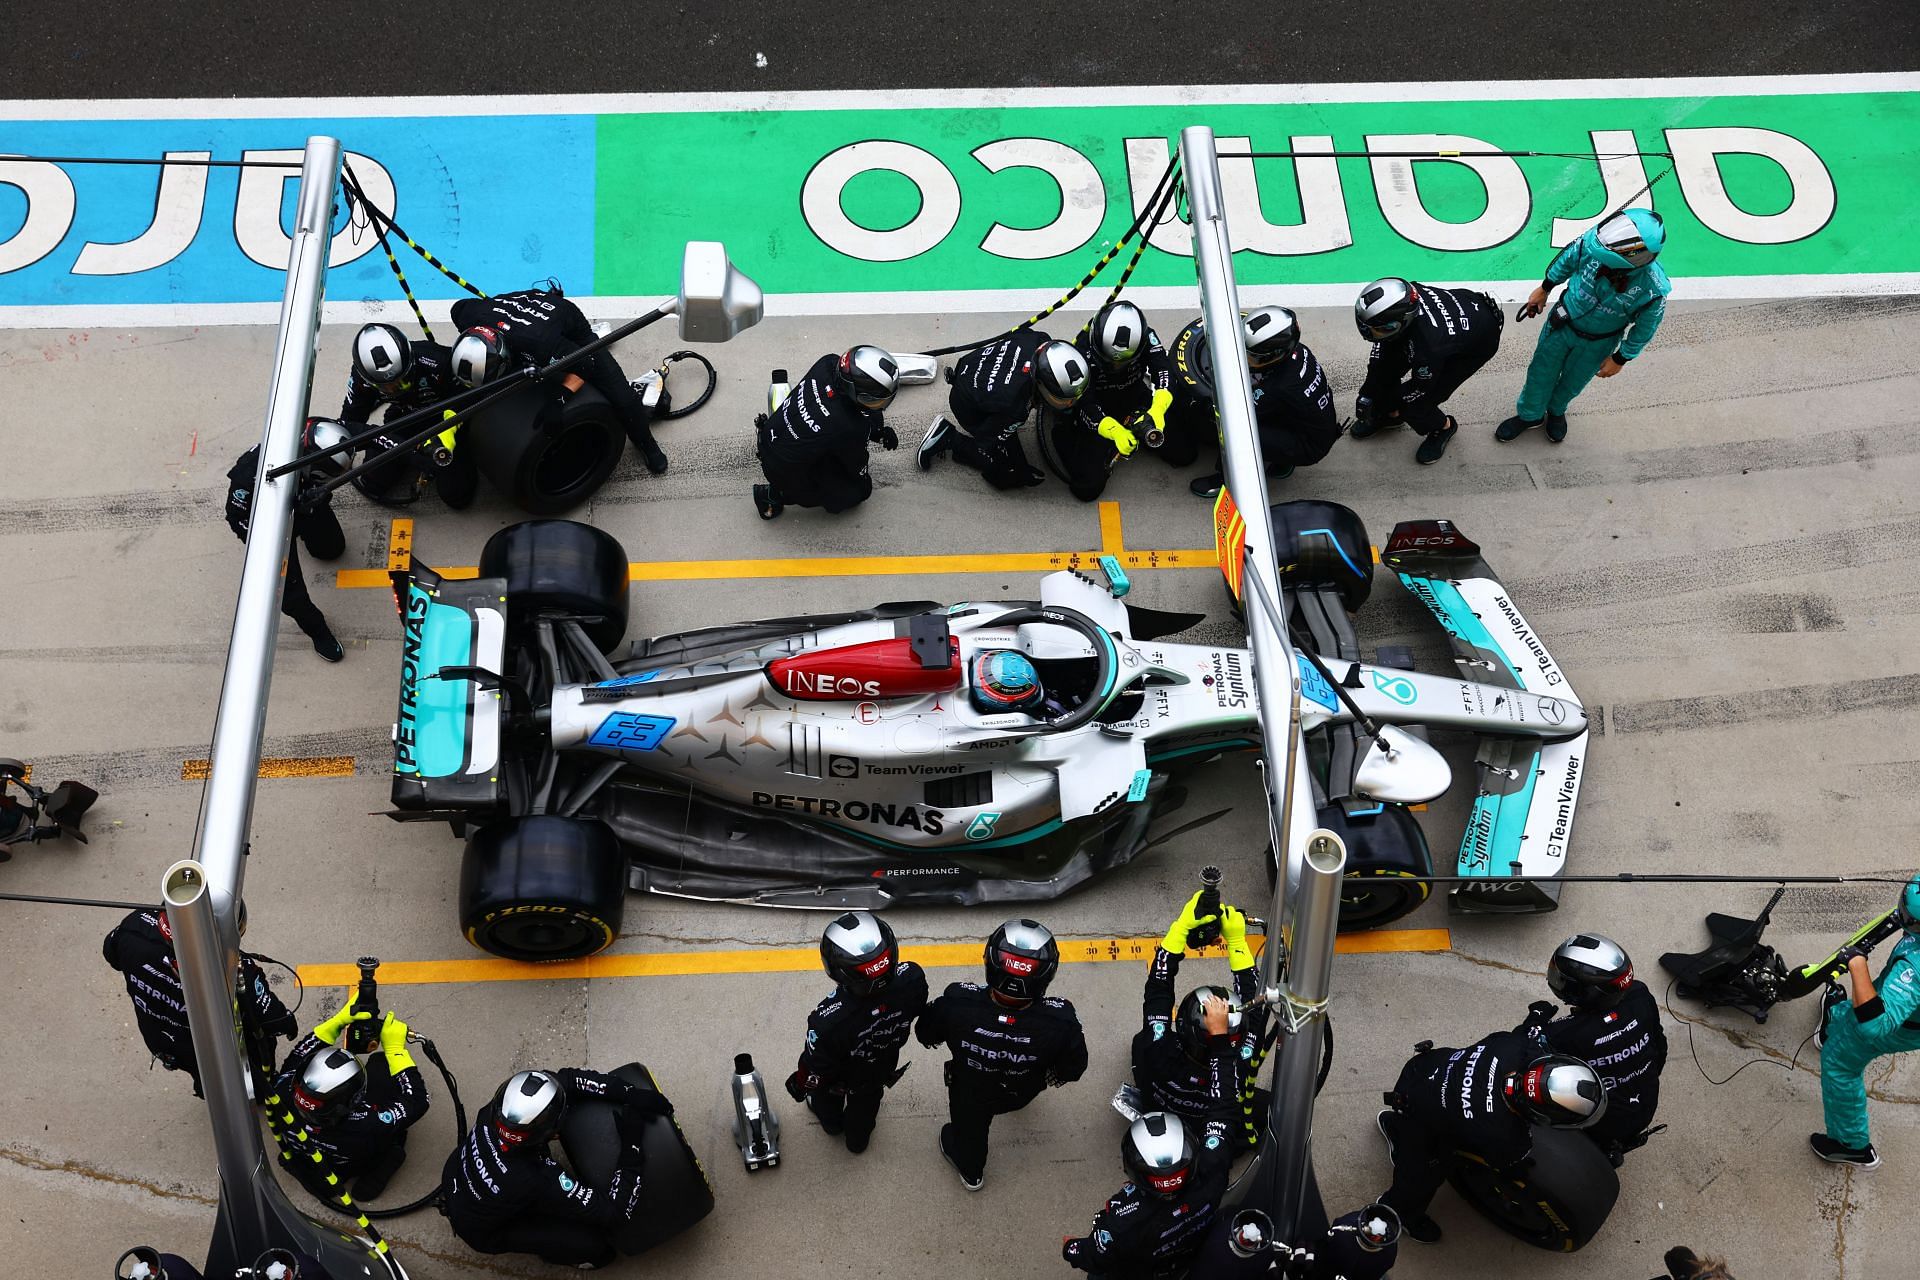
785, 670, 881, 697
1491, 593, 1563, 687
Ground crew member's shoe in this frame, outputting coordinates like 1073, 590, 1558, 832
313, 634, 345, 663
1545, 412, 1569, 443
639, 440, 670, 474
1189, 472, 1223, 498
1403, 1214, 1443, 1243
753, 484, 783, 521
1021, 465, 1047, 488
939, 1124, 984, 1191
918, 417, 953, 471
1809, 1133, 1881, 1169
1494, 415, 1541, 442
845, 1129, 871, 1155
1414, 419, 1458, 465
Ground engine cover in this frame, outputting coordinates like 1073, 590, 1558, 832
766, 636, 960, 701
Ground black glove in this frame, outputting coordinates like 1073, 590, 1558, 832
1522, 1000, 1559, 1028
784, 1071, 810, 1104
1663, 1245, 1702, 1279
1833, 944, 1871, 968
872, 424, 899, 451
624, 1089, 674, 1119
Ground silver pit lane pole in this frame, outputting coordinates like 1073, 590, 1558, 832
174, 136, 407, 1278
1179, 124, 1348, 1250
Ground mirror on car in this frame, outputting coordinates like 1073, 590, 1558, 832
677, 241, 765, 342
1353, 725, 1452, 806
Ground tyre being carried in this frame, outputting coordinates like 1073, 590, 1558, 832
464, 379, 626, 517
558, 1062, 715, 1255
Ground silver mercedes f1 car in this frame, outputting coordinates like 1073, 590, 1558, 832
387, 505, 1587, 960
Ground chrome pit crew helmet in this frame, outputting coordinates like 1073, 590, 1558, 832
838, 345, 900, 411
821, 910, 900, 995
1123, 1112, 1195, 1199
1091, 300, 1147, 372
352, 322, 413, 388
1547, 933, 1634, 1010
1591, 208, 1665, 269
1174, 985, 1246, 1062
293, 1047, 365, 1125
969, 649, 1046, 715
985, 918, 1060, 1001
1354, 278, 1418, 341
1507, 1053, 1607, 1129
1035, 339, 1090, 411
493, 1069, 567, 1147
1242, 305, 1301, 369
451, 325, 509, 388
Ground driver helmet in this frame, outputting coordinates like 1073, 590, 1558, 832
1354, 278, 1418, 341
820, 910, 899, 995
451, 325, 508, 388
1090, 300, 1148, 372
1354, 1202, 1402, 1252
985, 918, 1060, 1001
1898, 872, 1920, 932
1546, 933, 1634, 1010
837, 345, 899, 411
1175, 985, 1246, 1062
1506, 1053, 1607, 1129
1588, 208, 1665, 269
352, 322, 412, 387
292, 1047, 364, 1125
1122, 1111, 1195, 1199
1242, 305, 1301, 369
970, 649, 1045, 714
492, 1069, 566, 1148
1034, 339, 1089, 411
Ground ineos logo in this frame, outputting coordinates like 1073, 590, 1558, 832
786, 670, 881, 697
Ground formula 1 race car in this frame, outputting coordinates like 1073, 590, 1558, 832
387, 510, 1587, 960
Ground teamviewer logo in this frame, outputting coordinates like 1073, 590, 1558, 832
829, 755, 860, 778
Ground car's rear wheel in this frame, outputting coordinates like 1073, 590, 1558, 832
558, 1061, 715, 1255
1448, 1124, 1620, 1251
467, 380, 626, 516
459, 815, 627, 960
480, 519, 631, 654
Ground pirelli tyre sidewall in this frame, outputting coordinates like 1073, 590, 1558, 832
1270, 499, 1374, 614
459, 815, 627, 961
479, 519, 631, 654
1263, 805, 1434, 931
558, 1062, 716, 1255
1447, 1123, 1620, 1252
466, 379, 625, 516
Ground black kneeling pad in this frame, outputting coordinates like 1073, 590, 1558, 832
558, 1062, 716, 1256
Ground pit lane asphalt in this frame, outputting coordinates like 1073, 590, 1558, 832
2, 1, 1917, 97
7, 294, 1920, 1278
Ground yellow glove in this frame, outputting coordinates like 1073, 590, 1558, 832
1098, 415, 1139, 456
379, 1011, 417, 1075
435, 408, 461, 453
314, 994, 370, 1046
1221, 904, 1255, 972
1145, 387, 1173, 432
1161, 890, 1218, 954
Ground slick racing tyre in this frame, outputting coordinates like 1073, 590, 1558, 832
480, 519, 631, 654
560, 1062, 715, 1255
1271, 499, 1373, 613
1447, 1124, 1620, 1252
459, 815, 627, 961
1264, 804, 1433, 930
466, 379, 625, 516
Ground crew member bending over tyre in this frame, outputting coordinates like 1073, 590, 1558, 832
337, 322, 475, 509
1351, 278, 1503, 466
785, 911, 928, 1154
1051, 300, 1183, 501
753, 346, 899, 519
917, 330, 1088, 489
1376, 1030, 1606, 1243
441, 1068, 671, 1269
267, 993, 430, 1203
451, 284, 670, 474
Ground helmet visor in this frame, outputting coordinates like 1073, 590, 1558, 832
1596, 212, 1659, 267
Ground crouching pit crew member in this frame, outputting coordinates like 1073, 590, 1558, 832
337, 322, 474, 509
1062, 1111, 1232, 1278
1051, 300, 1182, 501
917, 330, 1088, 488
785, 910, 929, 1153
1351, 277, 1503, 466
1178, 306, 1341, 498
754, 346, 898, 519
441, 1067, 672, 1269
916, 918, 1088, 1190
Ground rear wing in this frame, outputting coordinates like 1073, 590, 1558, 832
1382, 521, 1588, 913
389, 560, 508, 813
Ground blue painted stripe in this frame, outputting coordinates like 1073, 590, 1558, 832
1297, 527, 1366, 580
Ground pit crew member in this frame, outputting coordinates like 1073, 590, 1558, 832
916, 918, 1088, 1190
1062, 1111, 1232, 1277
1810, 872, 1920, 1169
1051, 300, 1182, 502
1351, 278, 1503, 466
336, 322, 475, 508
1180, 306, 1342, 498
753, 346, 898, 519
916, 329, 1088, 488
224, 445, 345, 663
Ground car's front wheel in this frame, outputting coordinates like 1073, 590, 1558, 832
459, 815, 627, 960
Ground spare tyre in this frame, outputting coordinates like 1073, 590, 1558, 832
459, 815, 627, 960
480, 519, 630, 654
559, 1061, 715, 1255
1270, 499, 1374, 614
1448, 1123, 1620, 1252
466, 379, 625, 516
